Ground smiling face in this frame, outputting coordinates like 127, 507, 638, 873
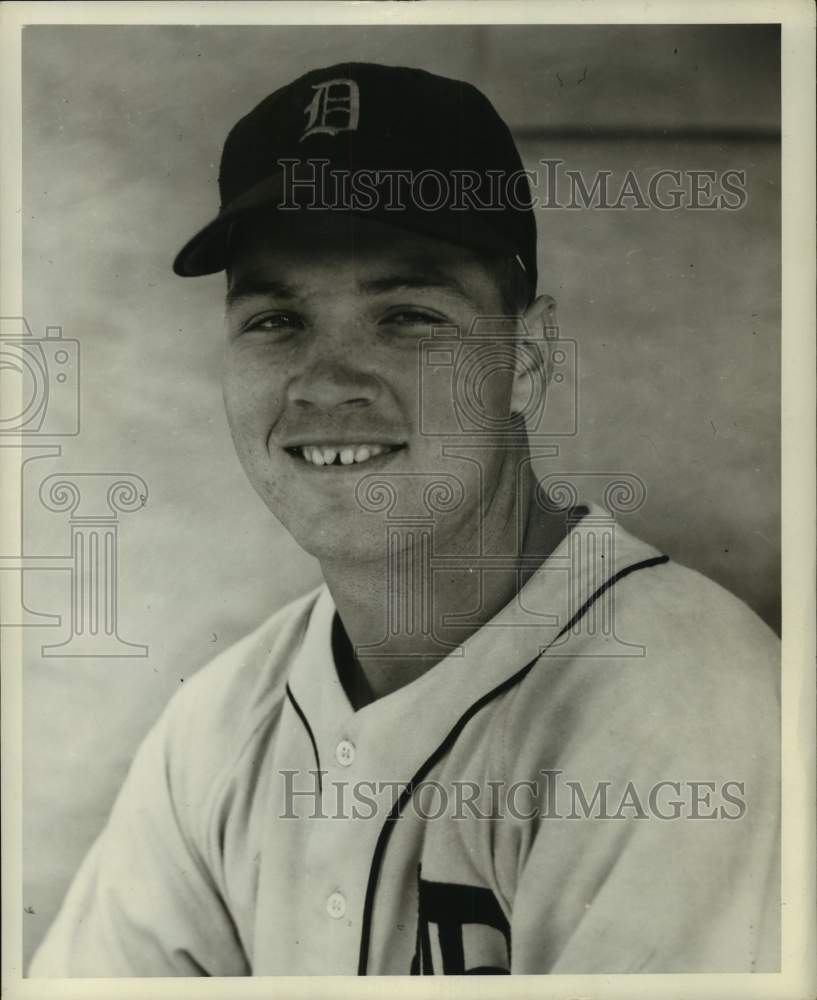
222, 211, 533, 564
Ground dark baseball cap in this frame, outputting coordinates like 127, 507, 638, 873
172, 62, 538, 300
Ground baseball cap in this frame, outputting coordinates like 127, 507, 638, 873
172, 62, 538, 301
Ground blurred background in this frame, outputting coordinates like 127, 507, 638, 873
19, 23, 780, 965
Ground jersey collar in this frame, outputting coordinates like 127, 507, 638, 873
286, 501, 664, 786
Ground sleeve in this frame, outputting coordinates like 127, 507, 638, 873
503, 572, 781, 974
508, 735, 780, 973
28, 703, 250, 977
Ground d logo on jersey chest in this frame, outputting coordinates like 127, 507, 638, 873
410, 867, 511, 975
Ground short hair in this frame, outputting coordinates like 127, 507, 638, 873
477, 250, 534, 316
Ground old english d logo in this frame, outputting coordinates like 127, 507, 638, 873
410, 868, 511, 975
301, 78, 360, 141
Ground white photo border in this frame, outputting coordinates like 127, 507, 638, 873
1, 2, 814, 999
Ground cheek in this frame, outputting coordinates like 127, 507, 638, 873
220, 350, 285, 452
417, 359, 514, 435
473, 367, 515, 415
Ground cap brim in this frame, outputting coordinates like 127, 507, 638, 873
172, 175, 289, 276
172, 170, 527, 281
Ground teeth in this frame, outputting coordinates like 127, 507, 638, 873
295, 443, 398, 467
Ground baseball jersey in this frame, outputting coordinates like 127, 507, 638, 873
30, 502, 780, 976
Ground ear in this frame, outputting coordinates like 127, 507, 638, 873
510, 295, 558, 416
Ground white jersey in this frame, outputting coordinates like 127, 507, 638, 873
30, 503, 780, 976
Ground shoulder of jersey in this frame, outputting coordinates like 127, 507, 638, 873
158, 584, 326, 764
502, 548, 779, 779
551, 511, 778, 686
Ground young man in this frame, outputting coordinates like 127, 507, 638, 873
31, 63, 780, 977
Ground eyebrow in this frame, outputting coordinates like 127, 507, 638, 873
359, 271, 470, 301
225, 269, 472, 308
225, 278, 298, 308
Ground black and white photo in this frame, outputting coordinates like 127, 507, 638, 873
1, 2, 814, 996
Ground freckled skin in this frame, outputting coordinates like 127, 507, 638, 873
222, 212, 540, 567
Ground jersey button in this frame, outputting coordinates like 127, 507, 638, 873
335, 739, 356, 767
326, 891, 347, 919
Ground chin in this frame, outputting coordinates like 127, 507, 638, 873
294, 530, 390, 567
269, 504, 389, 565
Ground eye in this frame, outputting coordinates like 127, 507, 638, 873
241, 311, 305, 335
380, 308, 446, 329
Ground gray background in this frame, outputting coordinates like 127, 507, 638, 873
20, 24, 780, 965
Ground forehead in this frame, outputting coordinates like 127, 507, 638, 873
225, 211, 504, 306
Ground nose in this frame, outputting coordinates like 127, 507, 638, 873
287, 357, 380, 412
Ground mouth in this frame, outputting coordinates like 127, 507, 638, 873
284, 443, 406, 468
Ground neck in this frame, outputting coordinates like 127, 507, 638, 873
320, 451, 568, 703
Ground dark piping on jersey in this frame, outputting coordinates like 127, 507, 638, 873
286, 683, 323, 796
356, 553, 671, 975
